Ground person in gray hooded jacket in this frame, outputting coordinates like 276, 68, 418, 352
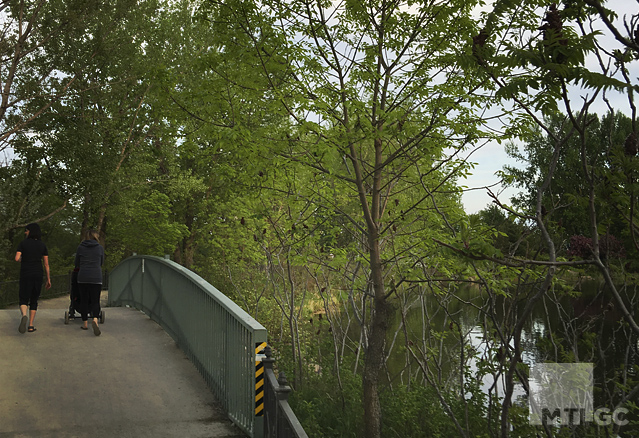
74, 229, 104, 336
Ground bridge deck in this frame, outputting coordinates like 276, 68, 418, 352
0, 296, 245, 438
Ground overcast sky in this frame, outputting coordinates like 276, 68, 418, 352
461, 0, 637, 214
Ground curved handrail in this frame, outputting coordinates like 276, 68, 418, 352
108, 255, 266, 437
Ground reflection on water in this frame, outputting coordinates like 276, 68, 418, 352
385, 280, 638, 411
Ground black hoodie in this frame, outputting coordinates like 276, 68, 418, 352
74, 240, 104, 284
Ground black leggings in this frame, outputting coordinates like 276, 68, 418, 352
79, 283, 101, 322
19, 276, 43, 310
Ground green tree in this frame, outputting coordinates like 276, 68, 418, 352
471, 204, 529, 258
504, 111, 634, 242
137, 0, 287, 270
13, 0, 183, 248
0, 0, 135, 237
200, 0, 493, 436
0, 0, 102, 157
109, 191, 188, 259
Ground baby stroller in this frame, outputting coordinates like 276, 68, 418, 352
64, 269, 105, 324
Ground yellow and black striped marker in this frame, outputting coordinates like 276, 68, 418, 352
255, 342, 266, 416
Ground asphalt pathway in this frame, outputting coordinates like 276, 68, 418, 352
0, 296, 245, 438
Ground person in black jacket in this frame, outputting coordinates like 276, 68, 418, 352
15, 222, 51, 333
74, 229, 104, 336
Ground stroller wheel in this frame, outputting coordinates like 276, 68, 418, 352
100, 311, 105, 324
64, 311, 69, 325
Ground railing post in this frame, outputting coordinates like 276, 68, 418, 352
263, 345, 275, 372
275, 372, 292, 437
276, 372, 292, 400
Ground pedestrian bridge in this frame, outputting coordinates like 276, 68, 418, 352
0, 255, 307, 438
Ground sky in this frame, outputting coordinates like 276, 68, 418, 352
460, 0, 637, 214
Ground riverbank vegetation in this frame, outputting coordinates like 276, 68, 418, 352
1, 0, 638, 436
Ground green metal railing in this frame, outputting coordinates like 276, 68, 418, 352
108, 255, 267, 437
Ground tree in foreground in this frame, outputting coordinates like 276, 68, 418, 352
199, 0, 497, 436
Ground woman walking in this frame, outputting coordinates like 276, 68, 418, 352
74, 229, 104, 336
15, 222, 51, 333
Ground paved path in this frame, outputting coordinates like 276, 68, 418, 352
0, 296, 245, 438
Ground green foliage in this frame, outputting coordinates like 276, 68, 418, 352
471, 205, 528, 257
288, 362, 364, 438
0, 152, 82, 279
109, 191, 188, 260
283, 338, 499, 438
501, 111, 637, 264
381, 383, 492, 438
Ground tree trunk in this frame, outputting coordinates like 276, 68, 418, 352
181, 234, 196, 268
175, 208, 196, 268
362, 230, 390, 438
174, 236, 195, 268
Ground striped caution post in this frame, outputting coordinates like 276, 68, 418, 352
255, 342, 267, 416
